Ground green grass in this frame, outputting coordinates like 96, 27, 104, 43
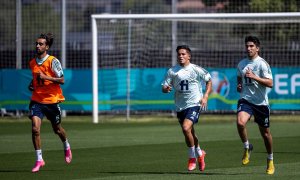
0, 115, 300, 180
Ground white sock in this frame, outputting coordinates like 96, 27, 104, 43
195, 146, 203, 157
188, 146, 196, 158
243, 140, 249, 149
63, 139, 70, 150
36, 149, 43, 161
268, 153, 273, 160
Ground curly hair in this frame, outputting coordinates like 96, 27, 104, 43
38, 33, 54, 48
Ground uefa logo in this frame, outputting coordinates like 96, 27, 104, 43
211, 71, 230, 97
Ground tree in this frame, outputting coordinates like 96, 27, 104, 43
0, 1, 15, 50
250, 0, 299, 12
221, 0, 251, 13
122, 0, 170, 13
250, 0, 284, 12
249, 0, 300, 42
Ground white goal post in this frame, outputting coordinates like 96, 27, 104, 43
91, 12, 300, 124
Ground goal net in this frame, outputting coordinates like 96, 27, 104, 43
92, 13, 300, 123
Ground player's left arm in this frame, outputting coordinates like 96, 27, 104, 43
39, 58, 65, 84
245, 65, 273, 88
198, 67, 212, 110
254, 76, 273, 88
201, 79, 212, 109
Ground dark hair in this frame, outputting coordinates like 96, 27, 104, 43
245, 36, 260, 47
38, 33, 54, 48
176, 45, 191, 54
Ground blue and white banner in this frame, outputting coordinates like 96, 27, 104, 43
0, 68, 299, 111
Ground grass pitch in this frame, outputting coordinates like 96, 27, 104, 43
0, 114, 299, 180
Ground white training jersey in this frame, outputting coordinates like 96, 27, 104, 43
162, 63, 211, 112
237, 56, 272, 105
36, 54, 64, 78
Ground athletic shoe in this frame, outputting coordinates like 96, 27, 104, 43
187, 158, 196, 171
266, 159, 275, 175
197, 150, 206, 171
31, 160, 45, 173
242, 144, 253, 165
65, 147, 72, 164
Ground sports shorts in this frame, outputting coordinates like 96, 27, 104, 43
177, 106, 201, 124
28, 101, 62, 125
237, 98, 270, 128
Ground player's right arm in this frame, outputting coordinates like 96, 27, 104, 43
39, 70, 64, 84
28, 79, 34, 91
237, 63, 243, 93
237, 76, 242, 93
162, 69, 172, 93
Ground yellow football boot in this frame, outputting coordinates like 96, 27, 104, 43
242, 144, 253, 165
266, 159, 275, 175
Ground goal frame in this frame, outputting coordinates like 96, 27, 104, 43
91, 12, 300, 124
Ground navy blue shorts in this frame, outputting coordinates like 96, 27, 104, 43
237, 99, 270, 128
177, 106, 201, 124
28, 101, 62, 125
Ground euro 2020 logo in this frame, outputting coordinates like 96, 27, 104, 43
211, 71, 230, 97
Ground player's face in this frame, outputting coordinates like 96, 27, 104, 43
35, 38, 48, 56
177, 49, 191, 66
245, 41, 259, 59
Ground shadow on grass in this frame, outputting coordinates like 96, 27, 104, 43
0, 169, 64, 173
96, 171, 249, 176
0, 170, 30, 173
254, 151, 300, 154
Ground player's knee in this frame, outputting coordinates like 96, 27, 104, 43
182, 125, 191, 134
54, 127, 65, 136
32, 126, 40, 136
53, 127, 61, 135
262, 131, 272, 139
237, 118, 246, 127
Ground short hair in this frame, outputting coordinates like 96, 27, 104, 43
245, 35, 260, 47
176, 45, 191, 54
38, 33, 54, 48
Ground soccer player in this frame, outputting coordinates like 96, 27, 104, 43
28, 33, 72, 173
236, 36, 275, 175
162, 45, 212, 172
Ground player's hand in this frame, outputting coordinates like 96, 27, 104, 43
164, 85, 172, 93
38, 70, 47, 80
200, 98, 208, 111
28, 80, 34, 91
245, 67, 255, 79
237, 84, 242, 92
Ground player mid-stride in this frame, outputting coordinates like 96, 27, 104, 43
236, 36, 275, 175
28, 33, 72, 173
162, 45, 212, 172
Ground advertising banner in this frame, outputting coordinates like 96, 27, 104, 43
0, 68, 299, 111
